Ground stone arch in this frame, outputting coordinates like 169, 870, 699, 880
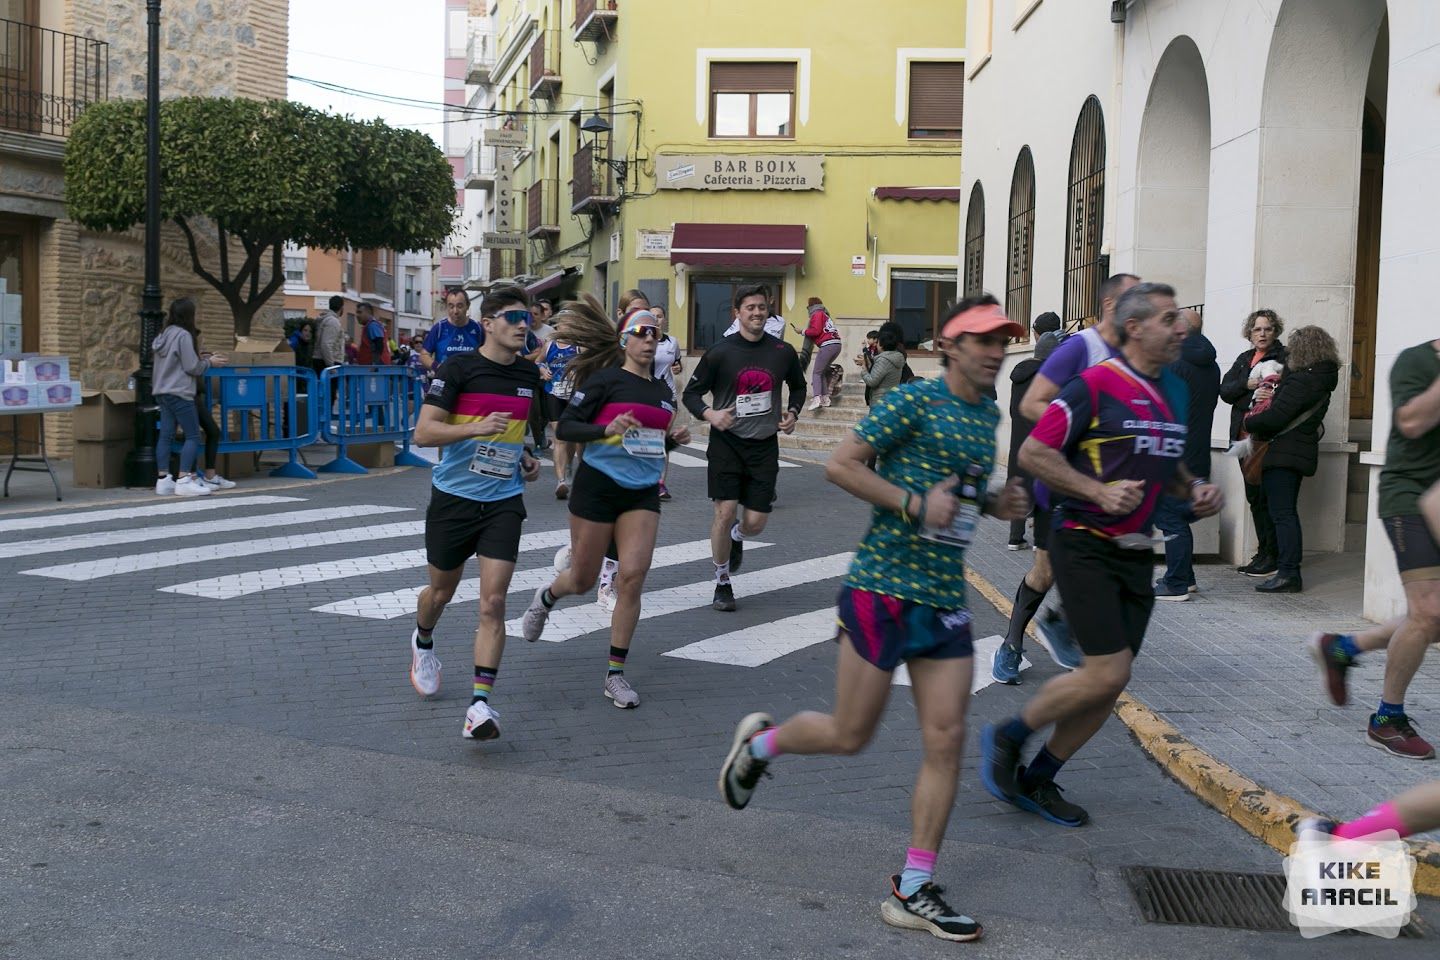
1256, 0, 1387, 414
1134, 36, 1209, 308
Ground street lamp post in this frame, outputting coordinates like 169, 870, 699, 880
125, 0, 164, 487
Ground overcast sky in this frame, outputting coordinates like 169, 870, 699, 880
286, 0, 446, 146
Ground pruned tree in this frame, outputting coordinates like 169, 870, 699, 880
65, 97, 457, 337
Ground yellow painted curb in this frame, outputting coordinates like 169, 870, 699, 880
964, 565, 1440, 898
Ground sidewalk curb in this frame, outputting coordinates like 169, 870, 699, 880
963, 565, 1440, 898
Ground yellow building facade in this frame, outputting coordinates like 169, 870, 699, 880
474, 0, 966, 357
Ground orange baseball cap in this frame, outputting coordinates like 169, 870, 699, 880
941, 303, 1025, 340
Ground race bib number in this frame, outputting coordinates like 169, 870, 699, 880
468, 443, 520, 480
552, 378, 573, 400
621, 427, 666, 459
735, 392, 773, 418
921, 502, 980, 549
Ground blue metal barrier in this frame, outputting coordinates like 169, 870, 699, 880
317, 366, 430, 473
197, 366, 321, 479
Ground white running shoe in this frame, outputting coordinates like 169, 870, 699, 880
200, 474, 236, 490
155, 474, 176, 496
409, 629, 441, 697
806, 396, 823, 412
462, 700, 500, 740
604, 673, 640, 708
597, 581, 617, 613
521, 587, 551, 642
174, 475, 212, 497
553, 545, 572, 573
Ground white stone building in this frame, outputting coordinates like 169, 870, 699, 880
960, 0, 1437, 619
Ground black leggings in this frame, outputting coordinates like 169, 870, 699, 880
195, 395, 220, 471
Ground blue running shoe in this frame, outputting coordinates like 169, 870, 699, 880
979, 723, 1023, 802
1037, 613, 1081, 670
991, 643, 1023, 685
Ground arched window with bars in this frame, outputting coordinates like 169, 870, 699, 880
963, 183, 985, 297
1006, 146, 1036, 339
1063, 95, 1106, 329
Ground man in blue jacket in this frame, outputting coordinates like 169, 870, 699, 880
1154, 308, 1220, 599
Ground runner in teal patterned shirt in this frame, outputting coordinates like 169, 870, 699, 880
847, 374, 1000, 611
717, 295, 1031, 945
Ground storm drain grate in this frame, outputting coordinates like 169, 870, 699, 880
1122, 866, 1427, 937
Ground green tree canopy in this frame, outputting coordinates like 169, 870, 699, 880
65, 97, 457, 336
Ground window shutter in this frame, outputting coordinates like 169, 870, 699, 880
710, 61, 797, 94
908, 61, 964, 135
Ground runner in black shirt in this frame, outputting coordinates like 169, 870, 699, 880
520, 297, 690, 708
682, 283, 806, 611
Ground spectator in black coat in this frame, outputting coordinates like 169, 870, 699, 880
1243, 325, 1342, 594
1219, 309, 1289, 576
1154, 309, 1221, 599
1005, 312, 1063, 549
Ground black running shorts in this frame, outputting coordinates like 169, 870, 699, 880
567, 460, 661, 524
1031, 502, 1053, 551
1049, 527, 1154, 658
425, 489, 527, 570
706, 431, 779, 514
1384, 514, 1440, 583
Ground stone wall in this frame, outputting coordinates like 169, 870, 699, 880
28, 0, 291, 455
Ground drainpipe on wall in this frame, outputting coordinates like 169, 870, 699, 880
1104, 2, 1126, 273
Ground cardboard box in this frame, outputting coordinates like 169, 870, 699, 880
349, 441, 395, 469
74, 389, 137, 441
0, 382, 39, 409
218, 450, 257, 479
229, 336, 296, 368
36, 380, 82, 409
72, 439, 130, 488
3, 354, 71, 383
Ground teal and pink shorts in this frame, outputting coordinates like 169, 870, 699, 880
835, 586, 974, 671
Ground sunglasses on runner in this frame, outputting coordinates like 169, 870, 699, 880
624, 324, 660, 341
491, 309, 532, 326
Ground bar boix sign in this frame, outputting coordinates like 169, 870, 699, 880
656, 154, 823, 191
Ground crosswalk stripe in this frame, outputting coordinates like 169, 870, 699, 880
662, 607, 835, 667
511, 552, 854, 643
0, 495, 305, 535
160, 527, 573, 600
21, 522, 427, 582
311, 538, 773, 620
891, 635, 1026, 692
0, 505, 410, 560
667, 451, 708, 468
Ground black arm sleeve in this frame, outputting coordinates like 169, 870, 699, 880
682, 350, 715, 419
1218, 353, 1253, 406
785, 347, 807, 413
557, 371, 610, 443
556, 420, 606, 442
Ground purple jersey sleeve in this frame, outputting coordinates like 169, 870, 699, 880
1035, 335, 1089, 390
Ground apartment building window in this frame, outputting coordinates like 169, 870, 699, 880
907, 61, 964, 139
709, 62, 795, 138
283, 254, 306, 284
963, 184, 985, 297
889, 270, 957, 352
1006, 146, 1035, 339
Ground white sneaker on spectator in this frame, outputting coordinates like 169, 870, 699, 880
174, 475, 212, 497
155, 474, 176, 496
201, 474, 236, 490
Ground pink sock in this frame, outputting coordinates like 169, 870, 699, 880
904, 847, 937, 873
748, 728, 781, 761
1334, 801, 1410, 840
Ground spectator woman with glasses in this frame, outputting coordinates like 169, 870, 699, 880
1220, 309, 1288, 577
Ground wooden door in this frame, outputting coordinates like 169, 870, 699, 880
1351, 122, 1384, 420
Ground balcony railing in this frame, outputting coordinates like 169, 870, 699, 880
527, 31, 561, 98
570, 142, 619, 214
466, 21, 495, 84
526, 178, 560, 238
463, 249, 491, 290
0, 18, 108, 138
361, 266, 394, 301
464, 141, 497, 189
574, 0, 618, 42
